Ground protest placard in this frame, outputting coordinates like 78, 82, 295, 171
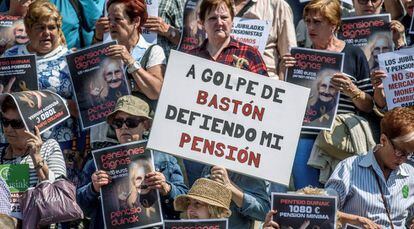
142, 0, 159, 44
377, 47, 414, 109
0, 15, 29, 55
285, 47, 343, 130
272, 193, 337, 229
231, 17, 270, 54
4, 90, 70, 134
0, 55, 38, 92
179, 0, 205, 52
93, 141, 163, 229
147, 50, 309, 185
66, 41, 130, 129
338, 14, 392, 71
0, 164, 29, 219
164, 219, 228, 229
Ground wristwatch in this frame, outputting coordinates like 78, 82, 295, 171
34, 159, 45, 170
127, 61, 141, 74
168, 26, 177, 40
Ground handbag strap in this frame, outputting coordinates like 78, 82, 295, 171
372, 169, 395, 229
235, 0, 255, 17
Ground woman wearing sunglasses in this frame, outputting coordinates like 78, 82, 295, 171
77, 95, 187, 229
0, 96, 66, 187
325, 107, 414, 228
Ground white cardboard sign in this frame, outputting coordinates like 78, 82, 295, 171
378, 47, 414, 109
147, 50, 309, 185
231, 17, 270, 54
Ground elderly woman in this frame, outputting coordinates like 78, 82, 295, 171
2, 0, 77, 146
188, 0, 268, 76
186, 1, 270, 228
174, 178, 232, 219
77, 95, 188, 229
0, 96, 66, 187
94, 0, 165, 102
283, 0, 374, 189
324, 107, 414, 228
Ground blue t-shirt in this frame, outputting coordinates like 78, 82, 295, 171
1, 0, 106, 49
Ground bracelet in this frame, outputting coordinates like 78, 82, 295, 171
34, 159, 45, 170
351, 90, 363, 100
94, 33, 103, 42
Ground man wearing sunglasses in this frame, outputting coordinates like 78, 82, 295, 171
325, 107, 414, 228
77, 95, 188, 229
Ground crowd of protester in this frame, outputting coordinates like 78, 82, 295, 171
0, 0, 413, 228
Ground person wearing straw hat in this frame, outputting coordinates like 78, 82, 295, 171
77, 95, 188, 229
174, 178, 232, 219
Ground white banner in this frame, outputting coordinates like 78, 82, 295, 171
148, 51, 309, 185
231, 17, 270, 54
378, 47, 414, 109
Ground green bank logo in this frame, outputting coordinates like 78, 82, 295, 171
0, 164, 29, 192
402, 185, 409, 199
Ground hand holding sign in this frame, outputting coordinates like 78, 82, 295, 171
24, 126, 42, 157
330, 73, 355, 96
0, 76, 15, 94
281, 54, 297, 68
145, 171, 171, 196
143, 16, 170, 36
355, 216, 381, 229
91, 170, 111, 192
210, 166, 232, 188
370, 70, 387, 89
94, 17, 110, 41
107, 45, 135, 66
390, 20, 405, 49
263, 210, 280, 229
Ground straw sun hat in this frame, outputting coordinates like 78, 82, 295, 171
174, 178, 232, 217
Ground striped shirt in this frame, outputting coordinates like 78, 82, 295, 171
325, 150, 414, 228
0, 177, 11, 216
0, 139, 67, 187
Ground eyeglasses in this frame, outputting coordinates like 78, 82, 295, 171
357, 0, 382, 5
111, 118, 144, 129
1, 117, 25, 129
389, 140, 413, 159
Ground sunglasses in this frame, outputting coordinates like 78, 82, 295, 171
1, 117, 25, 129
357, 0, 382, 5
111, 118, 144, 129
390, 140, 413, 159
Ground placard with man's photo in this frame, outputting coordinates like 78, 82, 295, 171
285, 47, 344, 130
65, 41, 130, 129
338, 14, 392, 71
93, 140, 163, 229
0, 15, 29, 55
